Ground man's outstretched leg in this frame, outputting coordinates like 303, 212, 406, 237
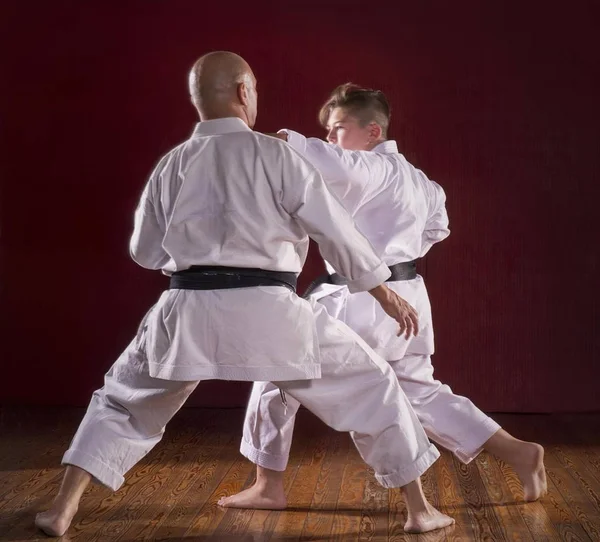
222, 302, 454, 533
222, 382, 454, 532
34, 337, 199, 537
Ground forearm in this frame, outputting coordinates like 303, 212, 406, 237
293, 181, 390, 292
368, 283, 394, 303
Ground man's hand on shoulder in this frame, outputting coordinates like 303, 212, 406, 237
264, 132, 288, 141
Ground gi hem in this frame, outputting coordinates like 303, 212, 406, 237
375, 443, 440, 488
346, 262, 391, 294
148, 363, 322, 382
240, 438, 289, 472
454, 417, 501, 464
62, 449, 125, 491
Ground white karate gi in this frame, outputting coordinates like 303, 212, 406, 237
63, 118, 438, 491
241, 132, 500, 472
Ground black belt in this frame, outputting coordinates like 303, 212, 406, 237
302, 260, 418, 299
169, 266, 298, 292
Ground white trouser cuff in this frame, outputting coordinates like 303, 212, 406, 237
375, 443, 440, 488
454, 418, 502, 464
62, 449, 125, 491
240, 438, 289, 472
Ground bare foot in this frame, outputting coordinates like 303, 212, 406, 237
35, 506, 77, 537
513, 442, 547, 501
404, 505, 455, 534
218, 481, 287, 510
483, 429, 547, 502
34, 465, 91, 537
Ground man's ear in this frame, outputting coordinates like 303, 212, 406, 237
237, 82, 249, 106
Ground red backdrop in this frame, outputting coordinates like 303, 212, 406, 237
1, 1, 598, 412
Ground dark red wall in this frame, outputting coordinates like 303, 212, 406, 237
1, 1, 598, 411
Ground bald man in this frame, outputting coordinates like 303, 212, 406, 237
34, 52, 453, 537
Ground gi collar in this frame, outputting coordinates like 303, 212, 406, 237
372, 140, 399, 154
191, 117, 252, 137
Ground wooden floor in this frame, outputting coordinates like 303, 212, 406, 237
1, 409, 599, 542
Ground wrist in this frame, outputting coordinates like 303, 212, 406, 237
368, 283, 390, 302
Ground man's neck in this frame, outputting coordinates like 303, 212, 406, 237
199, 107, 249, 127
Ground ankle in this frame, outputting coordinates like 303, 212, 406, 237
408, 500, 435, 515
52, 494, 79, 515
255, 477, 285, 492
256, 468, 284, 486
402, 491, 431, 516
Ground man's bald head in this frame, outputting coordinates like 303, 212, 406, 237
189, 51, 258, 127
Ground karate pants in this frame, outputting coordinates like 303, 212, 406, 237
242, 279, 500, 472
62, 298, 438, 491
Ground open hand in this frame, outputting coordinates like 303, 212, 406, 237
369, 284, 419, 339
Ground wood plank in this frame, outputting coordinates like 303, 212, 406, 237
533, 415, 600, 533
388, 483, 407, 542
451, 453, 505, 540
357, 467, 388, 541
3, 412, 220, 542
242, 409, 319, 541
531, 416, 600, 542
497, 415, 577, 541
267, 421, 334, 539
549, 417, 600, 490
2, 409, 600, 541
551, 438, 600, 496
0, 476, 66, 542
300, 431, 350, 539
77, 418, 217, 541
546, 460, 600, 541
0, 427, 73, 497
0, 467, 64, 516
475, 451, 533, 541
0, 408, 81, 461
330, 446, 368, 542
98, 410, 233, 541
210, 468, 260, 538
174, 449, 255, 538
0, 435, 66, 487
558, 416, 600, 490
419, 460, 450, 542
542, 468, 596, 542
128, 413, 241, 541
0, 410, 89, 540
433, 450, 478, 542
146, 444, 239, 541
492, 463, 560, 540
0, 471, 65, 539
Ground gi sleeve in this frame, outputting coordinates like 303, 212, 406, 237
421, 178, 450, 257
280, 149, 390, 293
129, 170, 170, 270
279, 129, 386, 213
